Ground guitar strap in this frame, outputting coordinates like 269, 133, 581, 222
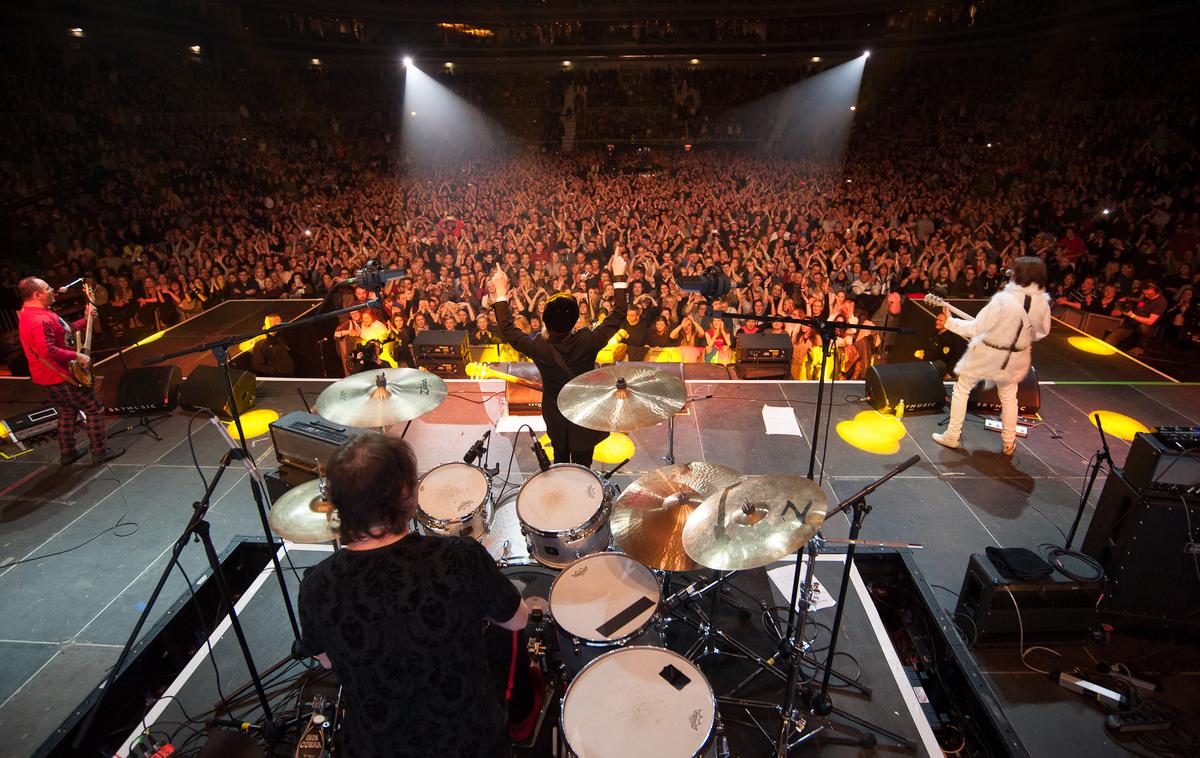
998, 295, 1033, 371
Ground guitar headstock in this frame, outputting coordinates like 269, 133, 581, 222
465, 362, 490, 380
923, 293, 947, 309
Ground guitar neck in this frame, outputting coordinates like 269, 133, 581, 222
80, 284, 95, 356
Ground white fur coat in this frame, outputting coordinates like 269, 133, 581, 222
944, 282, 1052, 385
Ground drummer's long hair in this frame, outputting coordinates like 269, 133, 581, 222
326, 432, 418, 543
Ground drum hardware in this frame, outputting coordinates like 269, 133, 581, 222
716, 458, 922, 756
662, 394, 713, 465
558, 364, 688, 432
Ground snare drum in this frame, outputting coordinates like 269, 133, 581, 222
516, 464, 613, 568
550, 553, 662, 676
562, 646, 716, 758
416, 462, 492, 539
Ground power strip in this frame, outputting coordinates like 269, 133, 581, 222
984, 418, 1028, 437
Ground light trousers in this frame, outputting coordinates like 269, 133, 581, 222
945, 373, 1019, 449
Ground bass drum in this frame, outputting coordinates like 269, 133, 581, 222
483, 490, 531, 565
498, 560, 558, 624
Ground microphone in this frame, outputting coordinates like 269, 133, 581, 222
528, 428, 552, 472
463, 430, 490, 465
208, 415, 264, 484
56, 277, 84, 293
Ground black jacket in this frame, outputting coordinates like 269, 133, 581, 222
493, 286, 628, 451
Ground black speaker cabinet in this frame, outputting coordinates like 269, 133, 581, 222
967, 366, 1040, 416
735, 332, 792, 363
955, 553, 1102, 646
112, 365, 182, 415
864, 361, 946, 414
1083, 474, 1200, 635
179, 365, 257, 419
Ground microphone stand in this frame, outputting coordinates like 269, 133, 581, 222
72, 448, 279, 752
141, 297, 382, 649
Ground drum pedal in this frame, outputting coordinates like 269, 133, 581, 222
513, 672, 557, 749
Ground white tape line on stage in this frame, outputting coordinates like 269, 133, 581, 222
115, 542, 331, 757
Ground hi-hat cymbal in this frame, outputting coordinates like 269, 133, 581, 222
612, 463, 743, 572
558, 364, 686, 432
268, 479, 339, 544
315, 368, 447, 428
682, 476, 828, 571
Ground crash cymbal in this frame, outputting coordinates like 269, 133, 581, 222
612, 463, 743, 572
268, 479, 339, 544
315, 368, 447, 427
558, 364, 686, 432
682, 476, 828, 571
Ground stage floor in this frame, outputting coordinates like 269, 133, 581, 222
1, 375, 1198, 756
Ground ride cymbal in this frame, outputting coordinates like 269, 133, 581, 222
612, 462, 743, 572
268, 479, 339, 544
558, 364, 686, 432
315, 368, 447, 427
682, 476, 828, 571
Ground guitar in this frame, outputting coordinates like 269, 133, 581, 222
68, 283, 96, 387
922, 293, 974, 321
465, 362, 543, 391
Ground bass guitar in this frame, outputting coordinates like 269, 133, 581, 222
68, 283, 96, 387
922, 293, 974, 321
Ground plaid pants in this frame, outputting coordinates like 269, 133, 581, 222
43, 382, 107, 457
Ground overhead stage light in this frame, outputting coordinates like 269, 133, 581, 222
863, 50, 871, 58
189, 45, 202, 55
811, 56, 821, 63
402, 56, 414, 66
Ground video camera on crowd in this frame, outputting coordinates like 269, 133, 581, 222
677, 265, 732, 300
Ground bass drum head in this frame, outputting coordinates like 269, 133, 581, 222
550, 553, 659, 643
562, 646, 715, 758
517, 464, 606, 533
499, 560, 558, 621
418, 462, 490, 521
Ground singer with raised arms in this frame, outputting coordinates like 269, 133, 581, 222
490, 249, 628, 467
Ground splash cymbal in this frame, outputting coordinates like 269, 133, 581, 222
558, 364, 686, 432
612, 462, 743, 572
268, 479, 339, 544
315, 368, 447, 427
682, 476, 828, 571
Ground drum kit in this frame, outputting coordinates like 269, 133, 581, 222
267, 365, 919, 757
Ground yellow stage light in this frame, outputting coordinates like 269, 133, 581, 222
1088, 410, 1149, 442
538, 432, 635, 464
227, 409, 278, 440
135, 330, 167, 347
1068, 336, 1117, 356
836, 410, 906, 455
594, 433, 636, 464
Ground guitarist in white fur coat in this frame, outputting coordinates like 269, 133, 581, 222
932, 257, 1051, 455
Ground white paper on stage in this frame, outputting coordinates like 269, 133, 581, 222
761, 405, 804, 437
495, 414, 547, 434
767, 558, 837, 613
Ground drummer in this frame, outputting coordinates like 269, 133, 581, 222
490, 249, 628, 467
298, 432, 541, 756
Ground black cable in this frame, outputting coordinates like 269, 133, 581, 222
2, 509, 138, 567
174, 561, 237, 721
930, 583, 960, 600
186, 411, 209, 491
1040, 543, 1106, 583
493, 423, 532, 502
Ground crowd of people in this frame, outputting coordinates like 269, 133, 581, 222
3, 30, 1199, 379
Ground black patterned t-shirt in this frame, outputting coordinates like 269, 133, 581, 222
299, 534, 521, 757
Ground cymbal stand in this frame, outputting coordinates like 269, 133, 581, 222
662, 394, 713, 465
665, 572, 788, 678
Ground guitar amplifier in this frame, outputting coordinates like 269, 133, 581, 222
1121, 428, 1200, 496
967, 366, 1041, 416
501, 362, 543, 415
736, 332, 792, 363
268, 411, 360, 473
955, 552, 1102, 646
1, 406, 73, 450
